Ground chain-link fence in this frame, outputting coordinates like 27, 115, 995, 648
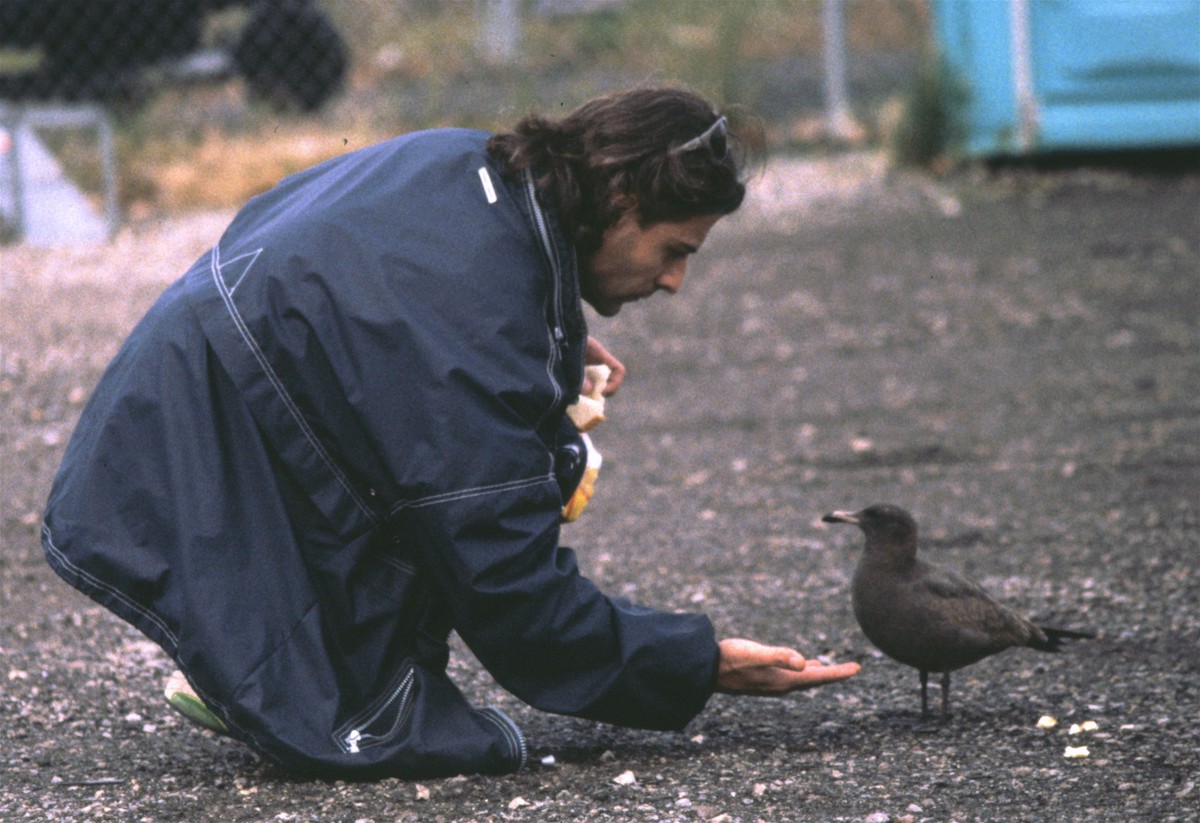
1, 1, 930, 244
1, 0, 354, 242
0, 0, 347, 111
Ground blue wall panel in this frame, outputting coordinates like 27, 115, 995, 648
933, 0, 1200, 156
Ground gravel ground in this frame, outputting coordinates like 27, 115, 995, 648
2, 153, 1198, 822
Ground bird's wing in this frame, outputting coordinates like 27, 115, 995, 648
919, 563, 994, 603
916, 563, 1035, 649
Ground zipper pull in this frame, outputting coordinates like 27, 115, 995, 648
554, 326, 564, 342
346, 729, 361, 754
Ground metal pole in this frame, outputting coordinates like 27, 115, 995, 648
95, 106, 119, 239
1009, 0, 1038, 151
480, 0, 521, 65
822, 0, 857, 142
5, 107, 28, 242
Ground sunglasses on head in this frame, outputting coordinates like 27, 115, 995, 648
671, 115, 729, 160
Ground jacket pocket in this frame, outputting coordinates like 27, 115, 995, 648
332, 661, 417, 754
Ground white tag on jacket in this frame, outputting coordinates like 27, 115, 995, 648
478, 167, 498, 204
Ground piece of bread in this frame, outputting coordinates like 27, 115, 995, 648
566, 364, 610, 432
567, 395, 605, 432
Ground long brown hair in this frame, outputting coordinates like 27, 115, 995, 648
488, 86, 749, 258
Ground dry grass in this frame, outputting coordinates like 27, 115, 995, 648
34, 0, 929, 218
133, 126, 386, 213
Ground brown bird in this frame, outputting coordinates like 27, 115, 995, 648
822, 503, 1094, 721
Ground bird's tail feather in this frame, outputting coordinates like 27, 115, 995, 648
1031, 626, 1096, 652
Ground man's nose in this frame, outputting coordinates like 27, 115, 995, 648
657, 263, 687, 294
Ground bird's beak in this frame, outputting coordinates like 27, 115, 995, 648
822, 510, 859, 525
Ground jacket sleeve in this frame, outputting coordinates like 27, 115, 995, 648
403, 461, 719, 731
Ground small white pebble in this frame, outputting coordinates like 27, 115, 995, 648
613, 770, 636, 786
1036, 715, 1058, 729
851, 437, 874, 453
540, 754, 556, 767
1064, 745, 1090, 758
507, 797, 529, 810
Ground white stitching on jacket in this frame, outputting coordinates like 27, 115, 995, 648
209, 244, 378, 524
43, 524, 180, 648
218, 248, 263, 295
387, 473, 554, 515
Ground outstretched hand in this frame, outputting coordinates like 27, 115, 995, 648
715, 638, 861, 696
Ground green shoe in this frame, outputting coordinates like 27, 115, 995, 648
164, 670, 228, 734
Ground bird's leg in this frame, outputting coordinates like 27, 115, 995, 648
919, 670, 930, 720
939, 671, 951, 722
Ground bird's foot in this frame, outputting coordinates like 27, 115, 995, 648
913, 715, 945, 734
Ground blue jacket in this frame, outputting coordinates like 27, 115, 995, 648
42, 130, 719, 778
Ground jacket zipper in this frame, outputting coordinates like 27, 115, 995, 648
339, 664, 416, 754
523, 170, 565, 344
522, 170, 569, 431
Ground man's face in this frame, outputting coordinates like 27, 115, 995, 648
579, 209, 723, 317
